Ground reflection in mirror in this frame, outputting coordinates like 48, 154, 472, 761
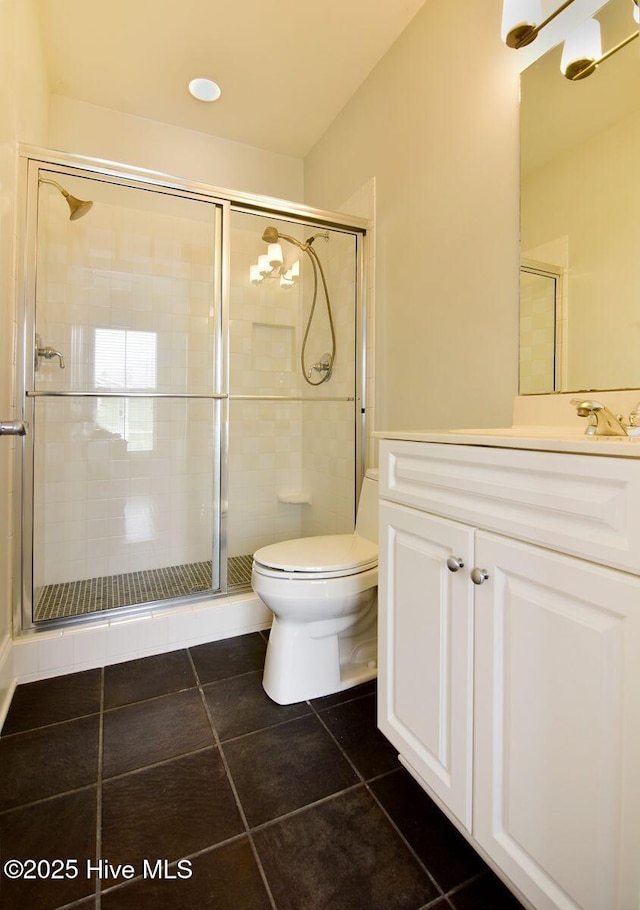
519, 262, 561, 393
520, 0, 640, 392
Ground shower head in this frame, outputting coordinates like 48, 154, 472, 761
261, 226, 308, 251
39, 177, 93, 221
66, 195, 93, 221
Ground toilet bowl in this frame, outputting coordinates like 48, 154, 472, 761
252, 470, 379, 705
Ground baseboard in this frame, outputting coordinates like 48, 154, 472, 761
0, 634, 16, 732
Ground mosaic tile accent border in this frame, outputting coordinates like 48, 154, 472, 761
34, 555, 254, 622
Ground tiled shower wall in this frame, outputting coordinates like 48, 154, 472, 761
33, 189, 362, 595
227, 213, 357, 556
33, 176, 217, 592
300, 230, 358, 538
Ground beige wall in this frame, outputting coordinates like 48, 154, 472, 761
49, 95, 304, 203
304, 0, 521, 434
0, 0, 49, 652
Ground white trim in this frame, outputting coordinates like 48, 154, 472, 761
0, 634, 16, 730
9, 592, 271, 687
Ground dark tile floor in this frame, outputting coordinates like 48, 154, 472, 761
0, 632, 525, 910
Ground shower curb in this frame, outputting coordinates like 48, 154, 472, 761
7, 592, 271, 693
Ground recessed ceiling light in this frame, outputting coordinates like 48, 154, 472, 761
188, 78, 221, 102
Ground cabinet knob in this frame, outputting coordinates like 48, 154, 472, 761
471, 567, 490, 585
446, 556, 465, 572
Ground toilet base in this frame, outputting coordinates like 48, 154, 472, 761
262, 602, 377, 705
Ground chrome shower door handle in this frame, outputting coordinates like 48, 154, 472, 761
0, 420, 26, 436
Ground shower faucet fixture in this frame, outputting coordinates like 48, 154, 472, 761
307, 353, 333, 380
35, 335, 65, 370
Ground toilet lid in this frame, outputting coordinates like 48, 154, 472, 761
253, 534, 378, 574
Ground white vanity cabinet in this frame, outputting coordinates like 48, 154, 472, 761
378, 499, 475, 828
378, 438, 640, 910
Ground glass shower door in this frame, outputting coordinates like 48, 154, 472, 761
27, 169, 224, 622
226, 210, 360, 584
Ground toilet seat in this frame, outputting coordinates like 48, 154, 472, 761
253, 533, 377, 580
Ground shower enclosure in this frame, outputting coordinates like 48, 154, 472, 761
16, 151, 367, 631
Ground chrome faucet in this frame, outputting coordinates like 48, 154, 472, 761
570, 399, 628, 436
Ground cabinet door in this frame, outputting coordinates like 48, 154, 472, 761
378, 501, 475, 829
473, 531, 640, 910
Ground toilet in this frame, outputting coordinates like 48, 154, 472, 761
252, 469, 379, 705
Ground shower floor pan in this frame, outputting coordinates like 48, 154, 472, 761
33, 554, 254, 622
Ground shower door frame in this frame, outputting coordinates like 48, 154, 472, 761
14, 147, 369, 635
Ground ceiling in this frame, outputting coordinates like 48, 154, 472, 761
35, 0, 427, 159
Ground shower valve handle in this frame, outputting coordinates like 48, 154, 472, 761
35, 335, 65, 370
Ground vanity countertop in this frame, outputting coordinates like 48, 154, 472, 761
374, 427, 640, 458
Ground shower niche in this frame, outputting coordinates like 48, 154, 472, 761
252, 323, 296, 375
17, 154, 366, 629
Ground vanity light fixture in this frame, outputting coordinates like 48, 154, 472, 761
501, 0, 577, 48
188, 77, 222, 102
560, 0, 639, 80
560, 16, 602, 79
250, 246, 300, 287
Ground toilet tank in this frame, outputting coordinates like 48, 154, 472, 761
355, 468, 379, 544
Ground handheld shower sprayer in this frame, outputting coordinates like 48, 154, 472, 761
261, 226, 280, 244
261, 226, 336, 386
39, 177, 93, 221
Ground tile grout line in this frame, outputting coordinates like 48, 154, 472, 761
308, 693, 447, 901
100, 743, 217, 785
310, 698, 449, 905
97, 831, 250, 899
186, 647, 279, 910
308, 697, 368, 784
364, 775, 448, 904
237, 781, 365, 837
0, 710, 103, 741
440, 870, 492, 905
0, 782, 98, 817
358, 769, 494, 906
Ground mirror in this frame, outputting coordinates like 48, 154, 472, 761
519, 0, 640, 393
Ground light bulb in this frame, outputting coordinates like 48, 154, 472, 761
290, 260, 300, 280
501, 0, 543, 47
267, 243, 284, 269
561, 17, 602, 80
258, 254, 272, 276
